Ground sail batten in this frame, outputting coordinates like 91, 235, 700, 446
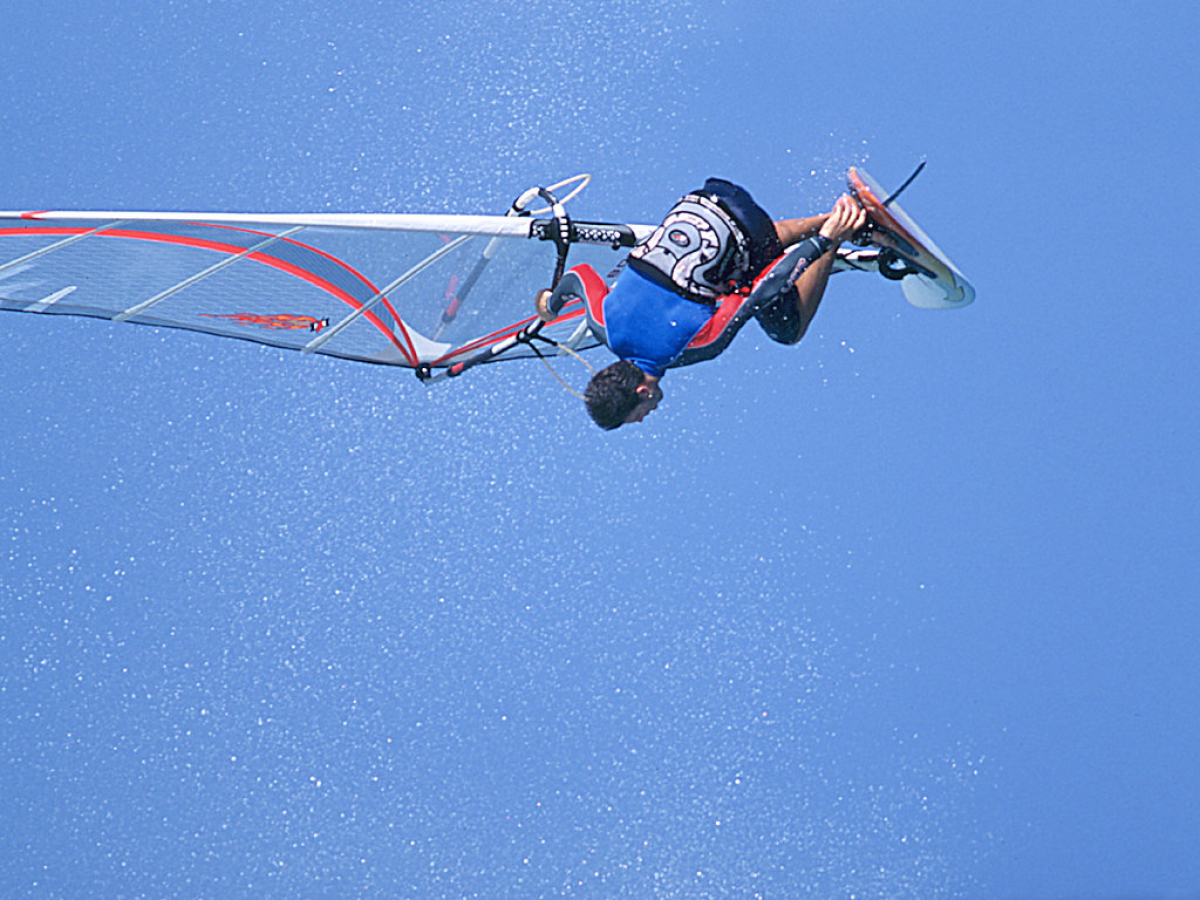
0, 219, 131, 277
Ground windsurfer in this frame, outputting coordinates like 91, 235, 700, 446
583, 180, 866, 430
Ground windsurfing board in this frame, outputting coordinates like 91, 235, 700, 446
847, 167, 975, 309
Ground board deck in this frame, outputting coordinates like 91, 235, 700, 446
847, 167, 975, 309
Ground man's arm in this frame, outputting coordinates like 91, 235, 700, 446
773, 214, 830, 248
788, 196, 867, 339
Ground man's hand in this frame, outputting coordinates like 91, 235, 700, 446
817, 195, 867, 245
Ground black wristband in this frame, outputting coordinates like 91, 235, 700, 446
810, 234, 834, 255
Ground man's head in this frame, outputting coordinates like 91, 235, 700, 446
584, 360, 663, 430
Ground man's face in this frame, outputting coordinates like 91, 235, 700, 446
623, 381, 663, 425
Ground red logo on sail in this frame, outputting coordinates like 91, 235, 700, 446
202, 313, 330, 331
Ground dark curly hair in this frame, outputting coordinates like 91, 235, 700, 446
583, 360, 646, 430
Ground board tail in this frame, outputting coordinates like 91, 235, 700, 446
847, 167, 975, 309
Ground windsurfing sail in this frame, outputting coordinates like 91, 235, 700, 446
0, 176, 652, 381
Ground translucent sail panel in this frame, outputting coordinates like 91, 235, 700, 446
0, 217, 627, 369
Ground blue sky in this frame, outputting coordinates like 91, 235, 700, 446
2, 1, 1197, 898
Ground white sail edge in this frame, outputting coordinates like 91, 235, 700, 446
0, 210, 655, 241
0, 210, 543, 237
